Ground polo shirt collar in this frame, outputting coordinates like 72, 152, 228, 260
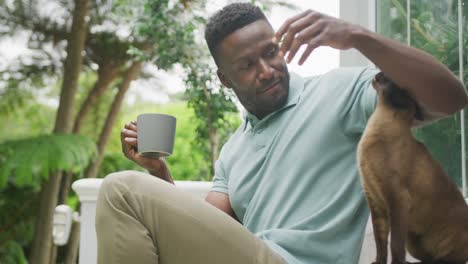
243, 72, 304, 131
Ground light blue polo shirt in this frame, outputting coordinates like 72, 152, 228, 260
211, 67, 379, 264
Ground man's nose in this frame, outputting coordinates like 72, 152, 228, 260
257, 59, 274, 81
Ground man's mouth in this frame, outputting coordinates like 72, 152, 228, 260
258, 79, 281, 94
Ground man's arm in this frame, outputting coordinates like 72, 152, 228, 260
274, 10, 468, 124
350, 29, 466, 126
205, 191, 240, 222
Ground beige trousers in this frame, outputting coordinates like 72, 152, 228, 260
95, 170, 286, 264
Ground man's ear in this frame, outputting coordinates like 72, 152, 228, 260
217, 70, 233, 88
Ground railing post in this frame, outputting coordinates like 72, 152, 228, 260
72, 178, 103, 264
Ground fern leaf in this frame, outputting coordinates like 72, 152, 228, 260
0, 134, 97, 189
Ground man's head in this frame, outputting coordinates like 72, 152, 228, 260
205, 3, 289, 119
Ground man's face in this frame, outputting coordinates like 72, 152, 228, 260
216, 19, 290, 119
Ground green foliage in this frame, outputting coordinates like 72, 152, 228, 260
0, 134, 97, 189
377, 0, 467, 186
0, 100, 55, 140
0, 184, 37, 264
0, 241, 28, 264
74, 70, 121, 143
0, 134, 96, 262
185, 64, 241, 177
120, 0, 199, 69
0, 86, 32, 117
0, 90, 56, 264
98, 153, 142, 178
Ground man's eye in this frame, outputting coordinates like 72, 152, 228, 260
239, 62, 252, 70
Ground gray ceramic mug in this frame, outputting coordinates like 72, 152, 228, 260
137, 113, 176, 158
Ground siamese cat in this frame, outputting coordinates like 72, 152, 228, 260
357, 72, 468, 264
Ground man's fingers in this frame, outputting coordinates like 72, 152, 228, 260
285, 19, 324, 63
121, 128, 137, 148
278, 11, 324, 58
124, 121, 137, 132
298, 45, 314, 65
298, 36, 322, 65
297, 21, 323, 43
278, 13, 313, 54
120, 129, 131, 157
120, 128, 127, 143
124, 137, 137, 146
286, 39, 303, 63
121, 124, 138, 158
122, 128, 137, 138
279, 15, 313, 55
275, 9, 311, 43
293, 23, 324, 64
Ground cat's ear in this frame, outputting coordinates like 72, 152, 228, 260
414, 103, 424, 121
374, 72, 386, 83
372, 72, 386, 91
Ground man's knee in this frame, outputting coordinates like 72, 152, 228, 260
96, 170, 174, 217
98, 171, 135, 199
96, 170, 167, 211
96, 171, 137, 222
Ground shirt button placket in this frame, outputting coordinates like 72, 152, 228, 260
254, 126, 266, 150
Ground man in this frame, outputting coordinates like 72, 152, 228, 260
96, 3, 467, 264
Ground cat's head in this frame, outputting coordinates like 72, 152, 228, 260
372, 72, 424, 121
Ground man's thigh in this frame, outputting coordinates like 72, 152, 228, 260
95, 170, 286, 264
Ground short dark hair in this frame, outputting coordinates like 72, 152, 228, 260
204, 2, 267, 65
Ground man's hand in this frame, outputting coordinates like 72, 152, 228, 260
121, 121, 173, 182
274, 9, 360, 65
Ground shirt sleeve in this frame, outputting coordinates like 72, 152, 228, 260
338, 67, 379, 135
211, 152, 229, 194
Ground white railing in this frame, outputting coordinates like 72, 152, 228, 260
54, 178, 468, 264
